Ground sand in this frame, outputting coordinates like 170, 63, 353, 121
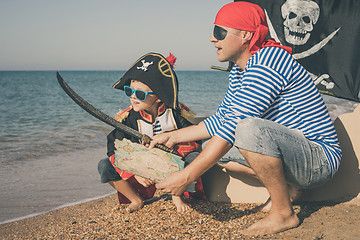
1, 191, 360, 240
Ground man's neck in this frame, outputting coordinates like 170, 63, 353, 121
235, 50, 253, 70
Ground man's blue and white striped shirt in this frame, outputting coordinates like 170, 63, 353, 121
203, 47, 342, 176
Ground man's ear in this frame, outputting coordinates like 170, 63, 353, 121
242, 31, 253, 41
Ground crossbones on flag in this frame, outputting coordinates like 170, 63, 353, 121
236, 0, 360, 102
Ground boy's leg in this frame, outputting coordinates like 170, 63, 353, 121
98, 158, 143, 212
108, 180, 143, 213
167, 151, 198, 212
171, 195, 190, 212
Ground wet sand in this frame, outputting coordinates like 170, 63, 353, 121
0, 147, 115, 223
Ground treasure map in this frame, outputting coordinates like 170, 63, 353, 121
113, 139, 185, 182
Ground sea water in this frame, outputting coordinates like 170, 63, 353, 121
0, 71, 358, 223
0, 71, 229, 164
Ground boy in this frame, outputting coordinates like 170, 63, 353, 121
98, 52, 202, 213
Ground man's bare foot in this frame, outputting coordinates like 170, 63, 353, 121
240, 211, 299, 236
125, 199, 144, 213
172, 196, 191, 212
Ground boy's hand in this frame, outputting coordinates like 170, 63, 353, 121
134, 175, 154, 187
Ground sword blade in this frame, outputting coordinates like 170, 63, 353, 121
56, 72, 143, 140
293, 27, 341, 60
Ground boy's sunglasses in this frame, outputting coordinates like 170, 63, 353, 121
213, 25, 242, 41
124, 86, 155, 101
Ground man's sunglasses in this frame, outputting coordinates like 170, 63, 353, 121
124, 86, 155, 101
213, 25, 242, 41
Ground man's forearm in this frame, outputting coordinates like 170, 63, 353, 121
155, 136, 232, 196
183, 135, 232, 182
172, 121, 210, 143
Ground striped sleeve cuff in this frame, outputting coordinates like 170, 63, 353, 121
203, 115, 238, 145
203, 115, 220, 136
214, 120, 237, 145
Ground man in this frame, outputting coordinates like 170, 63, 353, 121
149, 1, 341, 236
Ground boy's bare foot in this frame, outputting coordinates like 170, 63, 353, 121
125, 199, 144, 213
240, 211, 299, 236
172, 196, 191, 212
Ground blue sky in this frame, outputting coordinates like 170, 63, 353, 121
0, 0, 231, 71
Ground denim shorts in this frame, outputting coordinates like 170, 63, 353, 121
218, 117, 332, 189
98, 151, 199, 184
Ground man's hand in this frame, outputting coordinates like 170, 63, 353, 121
155, 170, 189, 196
148, 132, 176, 149
148, 122, 210, 150
134, 175, 154, 187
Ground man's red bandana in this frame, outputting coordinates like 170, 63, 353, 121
214, 1, 292, 55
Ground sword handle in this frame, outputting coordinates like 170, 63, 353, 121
155, 143, 179, 155
141, 134, 179, 156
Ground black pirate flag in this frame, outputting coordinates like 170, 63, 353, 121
236, 0, 360, 102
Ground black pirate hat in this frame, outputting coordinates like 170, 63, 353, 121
113, 52, 179, 109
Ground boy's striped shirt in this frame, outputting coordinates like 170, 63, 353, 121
153, 119, 162, 135
204, 47, 341, 176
